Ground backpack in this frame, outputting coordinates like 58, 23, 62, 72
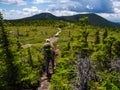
43, 43, 53, 58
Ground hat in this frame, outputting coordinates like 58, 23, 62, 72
46, 39, 50, 42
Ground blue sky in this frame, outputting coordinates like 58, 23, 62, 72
0, 0, 120, 22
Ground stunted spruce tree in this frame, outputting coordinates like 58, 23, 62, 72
0, 12, 20, 89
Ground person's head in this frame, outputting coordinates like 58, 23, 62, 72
46, 39, 50, 43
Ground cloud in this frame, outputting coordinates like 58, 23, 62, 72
48, 0, 113, 13
0, 9, 7, 12
56, 0, 69, 3
98, 13, 120, 22
33, 0, 51, 4
52, 10, 78, 16
33, 0, 69, 4
0, 0, 26, 5
22, 6, 42, 17
97, 0, 120, 22
113, 0, 120, 8
113, 0, 120, 13
23, 6, 41, 15
1, 9, 23, 19
1, 6, 42, 19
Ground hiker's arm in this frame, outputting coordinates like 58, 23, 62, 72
51, 43, 55, 51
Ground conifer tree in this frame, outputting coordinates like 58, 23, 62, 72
94, 30, 100, 44
16, 39, 21, 51
103, 29, 108, 44
16, 29, 20, 37
81, 30, 89, 47
69, 30, 71, 37
79, 17, 88, 27
113, 40, 120, 58
0, 12, 19, 88
67, 40, 71, 50
28, 47, 33, 68
105, 36, 116, 59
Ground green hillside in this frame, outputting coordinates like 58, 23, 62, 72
61, 13, 120, 28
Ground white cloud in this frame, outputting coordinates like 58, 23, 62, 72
102, 0, 120, 22
98, 13, 110, 18
33, 0, 51, 4
52, 10, 78, 16
23, 6, 41, 14
112, 0, 120, 13
0, 9, 2, 12
114, 8, 120, 13
86, 5, 93, 10
1, 6, 42, 19
96, 0, 120, 22
0, 0, 26, 5
98, 13, 120, 22
113, 1, 120, 8
48, 0, 113, 13
33, 0, 70, 4
2, 10, 23, 19
56, 0, 70, 2
22, 6, 42, 17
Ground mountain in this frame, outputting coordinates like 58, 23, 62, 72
60, 13, 120, 28
23, 13, 58, 20
14, 13, 120, 28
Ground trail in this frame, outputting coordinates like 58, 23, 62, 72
37, 28, 61, 90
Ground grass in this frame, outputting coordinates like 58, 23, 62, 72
7, 26, 58, 44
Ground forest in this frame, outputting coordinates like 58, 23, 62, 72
0, 12, 120, 90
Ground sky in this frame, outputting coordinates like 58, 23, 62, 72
0, 0, 120, 22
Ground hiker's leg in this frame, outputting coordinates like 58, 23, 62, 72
51, 57, 55, 73
45, 57, 50, 75
52, 51, 56, 73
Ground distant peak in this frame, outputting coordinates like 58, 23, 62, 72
37, 12, 55, 16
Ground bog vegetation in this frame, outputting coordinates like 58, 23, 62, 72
0, 12, 120, 90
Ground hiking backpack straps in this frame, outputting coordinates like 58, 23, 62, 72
43, 43, 53, 58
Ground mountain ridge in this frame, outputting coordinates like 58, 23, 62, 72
10, 13, 120, 28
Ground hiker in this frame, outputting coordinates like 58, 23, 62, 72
43, 39, 55, 76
